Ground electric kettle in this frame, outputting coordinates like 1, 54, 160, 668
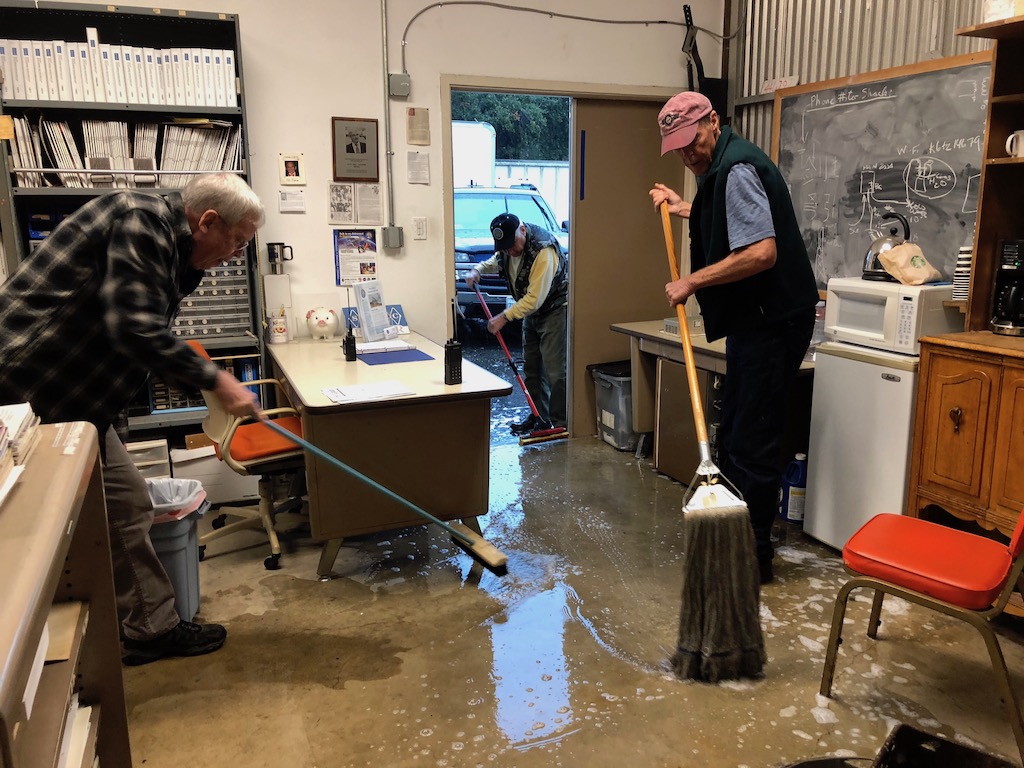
863, 212, 909, 281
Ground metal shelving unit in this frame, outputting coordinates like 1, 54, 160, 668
0, 1, 263, 435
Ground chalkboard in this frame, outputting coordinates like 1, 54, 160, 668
772, 52, 991, 289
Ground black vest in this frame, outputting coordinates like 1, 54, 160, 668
499, 222, 568, 315
690, 126, 818, 341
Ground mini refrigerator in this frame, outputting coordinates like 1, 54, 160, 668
803, 341, 919, 550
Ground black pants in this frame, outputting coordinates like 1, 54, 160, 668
717, 308, 815, 563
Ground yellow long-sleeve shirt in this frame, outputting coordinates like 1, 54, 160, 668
475, 245, 558, 321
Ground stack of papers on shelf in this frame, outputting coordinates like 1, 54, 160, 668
953, 243, 972, 302
0, 401, 41, 465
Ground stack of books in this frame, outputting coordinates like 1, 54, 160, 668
0, 401, 41, 465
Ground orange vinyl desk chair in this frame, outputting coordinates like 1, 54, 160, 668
186, 341, 306, 570
820, 510, 1024, 764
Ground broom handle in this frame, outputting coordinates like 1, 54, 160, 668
474, 283, 542, 419
660, 202, 709, 446
261, 419, 475, 547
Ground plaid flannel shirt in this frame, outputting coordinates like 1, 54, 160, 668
0, 191, 221, 431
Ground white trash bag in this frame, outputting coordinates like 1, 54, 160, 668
146, 477, 206, 515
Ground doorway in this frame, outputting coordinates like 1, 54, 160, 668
441, 77, 687, 440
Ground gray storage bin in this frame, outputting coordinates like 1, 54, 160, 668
147, 478, 208, 622
588, 361, 638, 451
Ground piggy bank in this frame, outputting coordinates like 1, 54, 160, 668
306, 306, 339, 340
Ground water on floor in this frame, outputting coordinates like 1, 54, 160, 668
462, 320, 530, 445
123, 438, 1024, 768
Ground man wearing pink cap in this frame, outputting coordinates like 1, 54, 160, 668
650, 91, 819, 584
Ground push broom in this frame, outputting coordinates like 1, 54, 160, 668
473, 284, 567, 446
261, 419, 509, 574
659, 201, 765, 682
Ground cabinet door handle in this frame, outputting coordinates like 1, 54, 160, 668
949, 406, 963, 434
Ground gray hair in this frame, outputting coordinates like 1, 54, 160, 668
182, 173, 265, 227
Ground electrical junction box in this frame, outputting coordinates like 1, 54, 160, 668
389, 73, 411, 97
382, 226, 404, 249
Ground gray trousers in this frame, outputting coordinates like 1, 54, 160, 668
102, 426, 180, 641
522, 303, 567, 427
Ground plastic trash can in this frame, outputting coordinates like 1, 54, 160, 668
147, 477, 208, 622
587, 361, 638, 451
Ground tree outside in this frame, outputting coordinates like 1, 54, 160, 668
451, 91, 570, 162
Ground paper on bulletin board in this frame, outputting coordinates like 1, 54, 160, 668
278, 189, 306, 213
334, 228, 378, 286
408, 152, 430, 185
407, 107, 430, 145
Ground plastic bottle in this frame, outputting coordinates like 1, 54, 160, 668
780, 453, 808, 524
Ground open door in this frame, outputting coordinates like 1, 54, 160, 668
568, 98, 688, 436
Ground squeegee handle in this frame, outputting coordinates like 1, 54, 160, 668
660, 202, 709, 445
473, 283, 541, 419
261, 419, 474, 547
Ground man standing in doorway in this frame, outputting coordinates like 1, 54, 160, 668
650, 92, 818, 583
466, 213, 569, 435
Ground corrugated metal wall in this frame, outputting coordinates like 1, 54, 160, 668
735, 0, 992, 151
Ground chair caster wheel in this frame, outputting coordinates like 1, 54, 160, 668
211, 514, 227, 530
264, 553, 281, 570
198, 545, 206, 561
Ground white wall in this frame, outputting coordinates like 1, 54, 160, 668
62, 0, 724, 341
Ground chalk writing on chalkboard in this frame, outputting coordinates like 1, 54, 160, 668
774, 54, 990, 288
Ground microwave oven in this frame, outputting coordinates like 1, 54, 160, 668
823, 276, 962, 355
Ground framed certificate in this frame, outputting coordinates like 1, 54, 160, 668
332, 117, 379, 182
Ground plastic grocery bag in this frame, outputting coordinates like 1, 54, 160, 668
146, 477, 206, 515
878, 242, 942, 285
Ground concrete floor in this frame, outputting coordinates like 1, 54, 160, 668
124, 437, 1024, 768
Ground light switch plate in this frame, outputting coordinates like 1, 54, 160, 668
413, 217, 427, 240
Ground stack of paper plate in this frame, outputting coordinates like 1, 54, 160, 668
953, 245, 972, 302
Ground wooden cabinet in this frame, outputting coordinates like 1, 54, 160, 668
907, 332, 1024, 536
911, 17, 1024, 539
0, 423, 131, 768
959, 16, 1024, 331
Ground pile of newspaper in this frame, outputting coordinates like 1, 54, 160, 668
0, 401, 40, 466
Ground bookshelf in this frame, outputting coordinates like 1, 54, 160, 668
0, 2, 263, 433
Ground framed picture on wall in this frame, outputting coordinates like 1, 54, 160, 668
332, 117, 379, 182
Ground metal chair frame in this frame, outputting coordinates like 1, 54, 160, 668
820, 513, 1024, 765
186, 341, 306, 570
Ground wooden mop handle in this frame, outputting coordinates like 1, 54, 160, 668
660, 202, 709, 445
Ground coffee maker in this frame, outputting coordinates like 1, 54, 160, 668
992, 240, 1024, 336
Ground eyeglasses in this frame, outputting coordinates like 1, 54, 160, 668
215, 216, 252, 252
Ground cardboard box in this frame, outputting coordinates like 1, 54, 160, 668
170, 445, 259, 504
185, 432, 214, 450
983, 0, 1024, 22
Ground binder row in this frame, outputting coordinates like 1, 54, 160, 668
0, 28, 237, 108
9, 116, 243, 189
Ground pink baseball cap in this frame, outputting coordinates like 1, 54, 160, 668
658, 92, 713, 155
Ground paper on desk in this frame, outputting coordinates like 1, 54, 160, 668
322, 380, 414, 403
356, 339, 416, 353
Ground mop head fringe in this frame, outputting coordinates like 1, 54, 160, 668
672, 482, 766, 682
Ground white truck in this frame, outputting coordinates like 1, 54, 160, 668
451, 120, 496, 188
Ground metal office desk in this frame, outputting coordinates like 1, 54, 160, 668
268, 334, 512, 577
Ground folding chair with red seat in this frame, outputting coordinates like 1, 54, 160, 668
820, 509, 1024, 765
